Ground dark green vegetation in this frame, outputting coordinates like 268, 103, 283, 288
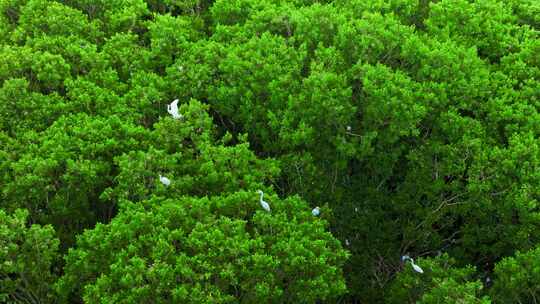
0, 0, 539, 302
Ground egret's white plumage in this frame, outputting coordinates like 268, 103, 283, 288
402, 255, 424, 274
159, 174, 171, 186
257, 190, 271, 212
345, 239, 350, 246
312, 206, 320, 216
411, 262, 424, 274
167, 99, 183, 119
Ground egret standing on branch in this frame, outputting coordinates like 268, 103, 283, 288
159, 174, 171, 186
167, 99, 183, 120
257, 190, 271, 212
312, 206, 320, 216
401, 255, 424, 274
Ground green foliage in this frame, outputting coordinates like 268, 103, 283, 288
146, 13, 205, 68
388, 254, 490, 303
102, 99, 281, 203
57, 193, 348, 303
490, 245, 540, 303
0, 209, 59, 303
0, 0, 538, 302
2, 114, 150, 245
0, 78, 66, 134
425, 0, 536, 62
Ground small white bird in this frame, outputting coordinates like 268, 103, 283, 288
402, 255, 424, 274
257, 190, 271, 212
411, 262, 424, 274
345, 239, 350, 246
346, 125, 352, 132
167, 99, 183, 119
159, 174, 171, 186
312, 206, 320, 216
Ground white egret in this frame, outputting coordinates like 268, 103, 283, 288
256, 190, 271, 212
167, 99, 183, 119
345, 239, 350, 246
402, 255, 424, 274
159, 174, 171, 186
411, 262, 424, 274
312, 206, 320, 216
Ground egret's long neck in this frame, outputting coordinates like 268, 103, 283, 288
259, 192, 264, 202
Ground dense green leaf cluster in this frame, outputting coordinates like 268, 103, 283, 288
57, 194, 347, 303
0, 209, 59, 303
0, 0, 538, 302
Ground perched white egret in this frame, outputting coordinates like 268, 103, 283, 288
411, 262, 424, 274
354, 207, 358, 213
312, 206, 320, 216
345, 239, 350, 246
167, 99, 183, 119
346, 125, 352, 132
402, 255, 424, 274
159, 174, 171, 186
257, 190, 271, 212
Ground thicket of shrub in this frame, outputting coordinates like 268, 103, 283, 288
0, 0, 538, 302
